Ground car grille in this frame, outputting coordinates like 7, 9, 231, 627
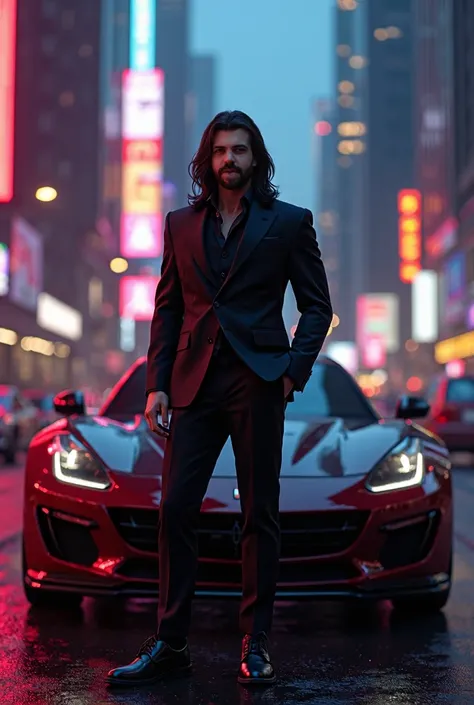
37, 507, 99, 567
379, 510, 440, 570
108, 508, 369, 559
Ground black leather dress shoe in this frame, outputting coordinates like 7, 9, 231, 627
238, 632, 276, 685
106, 635, 192, 687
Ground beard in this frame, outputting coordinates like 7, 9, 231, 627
216, 164, 253, 190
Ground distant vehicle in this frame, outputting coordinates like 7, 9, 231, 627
23, 389, 58, 430
423, 375, 474, 452
22, 357, 452, 616
0, 385, 38, 464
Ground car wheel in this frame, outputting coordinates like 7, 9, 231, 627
392, 589, 450, 614
22, 541, 83, 609
392, 553, 452, 614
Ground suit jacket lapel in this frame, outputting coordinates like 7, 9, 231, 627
223, 201, 278, 286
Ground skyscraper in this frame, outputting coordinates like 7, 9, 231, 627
333, 0, 416, 375
157, 0, 189, 208
0, 0, 106, 389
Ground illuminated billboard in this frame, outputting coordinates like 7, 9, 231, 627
130, 0, 156, 71
356, 293, 399, 368
119, 275, 159, 321
398, 189, 422, 283
0, 0, 17, 202
121, 69, 164, 258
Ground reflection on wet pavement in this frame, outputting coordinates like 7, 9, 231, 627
0, 471, 473, 704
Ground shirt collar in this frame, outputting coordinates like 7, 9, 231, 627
208, 188, 253, 212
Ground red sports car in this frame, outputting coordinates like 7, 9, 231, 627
22, 356, 453, 614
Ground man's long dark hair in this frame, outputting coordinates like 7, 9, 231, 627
188, 110, 280, 209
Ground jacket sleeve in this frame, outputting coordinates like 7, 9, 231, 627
286, 209, 333, 392
146, 212, 184, 396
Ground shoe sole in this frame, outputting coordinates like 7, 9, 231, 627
106, 664, 192, 688
237, 674, 277, 686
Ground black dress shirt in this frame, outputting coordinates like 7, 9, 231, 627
204, 191, 251, 355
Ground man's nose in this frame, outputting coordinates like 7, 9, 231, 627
225, 151, 234, 162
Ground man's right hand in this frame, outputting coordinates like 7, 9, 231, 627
145, 391, 170, 437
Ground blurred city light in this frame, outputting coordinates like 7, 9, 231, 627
338, 0, 357, 10
386, 26, 403, 39
406, 376, 423, 393
35, 186, 58, 202
435, 332, 474, 364
338, 139, 365, 155
412, 270, 438, 343
54, 342, 71, 358
314, 120, 332, 136
446, 360, 465, 378
338, 121, 366, 137
374, 29, 389, 41
338, 80, 355, 94
349, 55, 367, 69
371, 369, 388, 386
405, 339, 419, 353
336, 44, 351, 58
338, 95, 354, 108
398, 189, 422, 283
0, 327, 17, 346
332, 313, 341, 327
20, 336, 55, 356
110, 257, 129, 274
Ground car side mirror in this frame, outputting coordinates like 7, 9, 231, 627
395, 395, 430, 420
53, 390, 86, 416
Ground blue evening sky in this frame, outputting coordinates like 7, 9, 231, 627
191, 0, 334, 211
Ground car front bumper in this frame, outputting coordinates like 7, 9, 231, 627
23, 468, 453, 602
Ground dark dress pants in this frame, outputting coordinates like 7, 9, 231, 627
157, 347, 285, 640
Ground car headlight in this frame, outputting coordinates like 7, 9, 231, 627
365, 438, 424, 493
53, 435, 111, 490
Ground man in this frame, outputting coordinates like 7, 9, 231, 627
107, 111, 332, 688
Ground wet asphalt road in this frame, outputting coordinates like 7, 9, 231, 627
0, 463, 474, 704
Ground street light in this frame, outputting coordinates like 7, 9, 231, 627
35, 186, 58, 202
110, 257, 129, 274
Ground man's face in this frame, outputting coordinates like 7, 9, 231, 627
211, 128, 255, 191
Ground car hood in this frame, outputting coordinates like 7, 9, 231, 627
69, 414, 405, 478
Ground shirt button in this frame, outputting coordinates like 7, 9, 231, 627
222, 251, 229, 259
214, 301, 220, 308
220, 271, 226, 279
208, 337, 213, 344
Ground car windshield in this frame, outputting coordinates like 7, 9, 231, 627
0, 395, 13, 411
29, 395, 54, 411
103, 360, 376, 421
446, 378, 474, 403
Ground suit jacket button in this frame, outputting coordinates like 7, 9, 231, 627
214, 301, 220, 308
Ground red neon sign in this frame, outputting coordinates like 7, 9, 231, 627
398, 189, 422, 283
0, 0, 17, 202
119, 275, 159, 321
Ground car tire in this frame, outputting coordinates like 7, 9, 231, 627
392, 553, 452, 614
392, 589, 450, 614
22, 541, 83, 610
